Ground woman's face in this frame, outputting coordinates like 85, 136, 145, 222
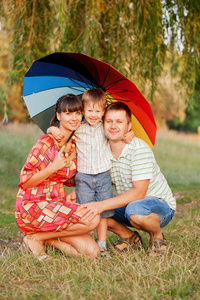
57, 110, 82, 132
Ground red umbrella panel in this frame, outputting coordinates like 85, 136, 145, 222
23, 52, 157, 148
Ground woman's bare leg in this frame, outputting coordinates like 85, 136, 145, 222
24, 215, 100, 257
33, 214, 100, 240
44, 239, 80, 257
45, 234, 100, 258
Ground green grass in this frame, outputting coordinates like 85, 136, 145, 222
153, 136, 200, 191
0, 124, 200, 299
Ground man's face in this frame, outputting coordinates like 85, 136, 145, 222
104, 110, 132, 142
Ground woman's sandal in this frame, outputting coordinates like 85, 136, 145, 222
113, 231, 143, 252
23, 235, 51, 261
147, 234, 167, 257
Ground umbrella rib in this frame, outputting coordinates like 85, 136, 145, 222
104, 78, 127, 90
101, 65, 111, 88
106, 89, 141, 100
104, 78, 144, 100
69, 74, 96, 89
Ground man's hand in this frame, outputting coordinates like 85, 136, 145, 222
66, 191, 76, 203
77, 202, 102, 221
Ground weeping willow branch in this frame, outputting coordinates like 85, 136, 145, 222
27, 0, 36, 45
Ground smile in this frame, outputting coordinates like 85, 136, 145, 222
109, 130, 119, 134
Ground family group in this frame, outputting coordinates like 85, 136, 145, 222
15, 88, 176, 261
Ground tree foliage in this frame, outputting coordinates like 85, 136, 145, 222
3, 1, 199, 90
5, 0, 53, 84
164, 0, 200, 94
1, 0, 200, 104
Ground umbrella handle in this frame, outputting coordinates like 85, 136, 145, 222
58, 145, 65, 156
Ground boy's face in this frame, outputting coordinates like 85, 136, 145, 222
84, 101, 105, 126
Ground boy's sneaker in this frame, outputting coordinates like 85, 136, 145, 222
100, 247, 110, 259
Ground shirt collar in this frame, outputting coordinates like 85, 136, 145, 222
111, 143, 129, 161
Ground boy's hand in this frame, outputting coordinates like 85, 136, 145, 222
123, 129, 135, 144
47, 126, 64, 142
66, 191, 76, 203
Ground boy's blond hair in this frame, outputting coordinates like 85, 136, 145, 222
82, 88, 107, 109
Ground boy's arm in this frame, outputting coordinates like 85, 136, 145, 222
122, 129, 135, 144
47, 126, 64, 141
66, 191, 76, 203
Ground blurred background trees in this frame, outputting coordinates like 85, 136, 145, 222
0, 0, 200, 131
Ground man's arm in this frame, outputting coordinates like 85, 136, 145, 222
79, 179, 150, 221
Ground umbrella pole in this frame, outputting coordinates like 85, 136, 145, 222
66, 131, 75, 143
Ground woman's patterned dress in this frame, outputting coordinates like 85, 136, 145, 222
15, 135, 81, 235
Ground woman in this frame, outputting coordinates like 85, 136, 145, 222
15, 94, 100, 260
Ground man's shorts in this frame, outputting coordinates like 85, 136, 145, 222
113, 196, 175, 228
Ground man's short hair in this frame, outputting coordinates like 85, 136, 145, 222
105, 102, 132, 123
82, 88, 107, 109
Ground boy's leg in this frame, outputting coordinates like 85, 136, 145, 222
95, 170, 114, 220
75, 172, 95, 204
96, 218, 110, 258
95, 171, 114, 250
96, 218, 108, 248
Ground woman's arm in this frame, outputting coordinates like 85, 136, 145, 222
21, 145, 73, 189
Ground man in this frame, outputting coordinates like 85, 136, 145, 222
79, 102, 176, 256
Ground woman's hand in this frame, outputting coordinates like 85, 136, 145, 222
66, 191, 76, 203
21, 146, 75, 189
77, 202, 102, 221
50, 145, 68, 171
51, 145, 75, 172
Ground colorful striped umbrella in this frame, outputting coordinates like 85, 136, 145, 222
23, 52, 157, 148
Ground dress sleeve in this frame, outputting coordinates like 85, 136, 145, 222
18, 135, 53, 188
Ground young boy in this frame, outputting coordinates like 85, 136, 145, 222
48, 88, 133, 257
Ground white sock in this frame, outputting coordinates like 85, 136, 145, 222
98, 241, 106, 248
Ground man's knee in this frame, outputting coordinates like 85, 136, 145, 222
130, 212, 159, 225
129, 214, 144, 226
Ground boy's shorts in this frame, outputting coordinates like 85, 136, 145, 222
75, 170, 114, 218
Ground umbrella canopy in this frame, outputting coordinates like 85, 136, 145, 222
23, 52, 157, 148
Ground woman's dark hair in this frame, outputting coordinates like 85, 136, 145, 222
50, 94, 83, 126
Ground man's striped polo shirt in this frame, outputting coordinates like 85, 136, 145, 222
110, 137, 176, 210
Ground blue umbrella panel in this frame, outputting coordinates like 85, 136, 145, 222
23, 60, 98, 132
